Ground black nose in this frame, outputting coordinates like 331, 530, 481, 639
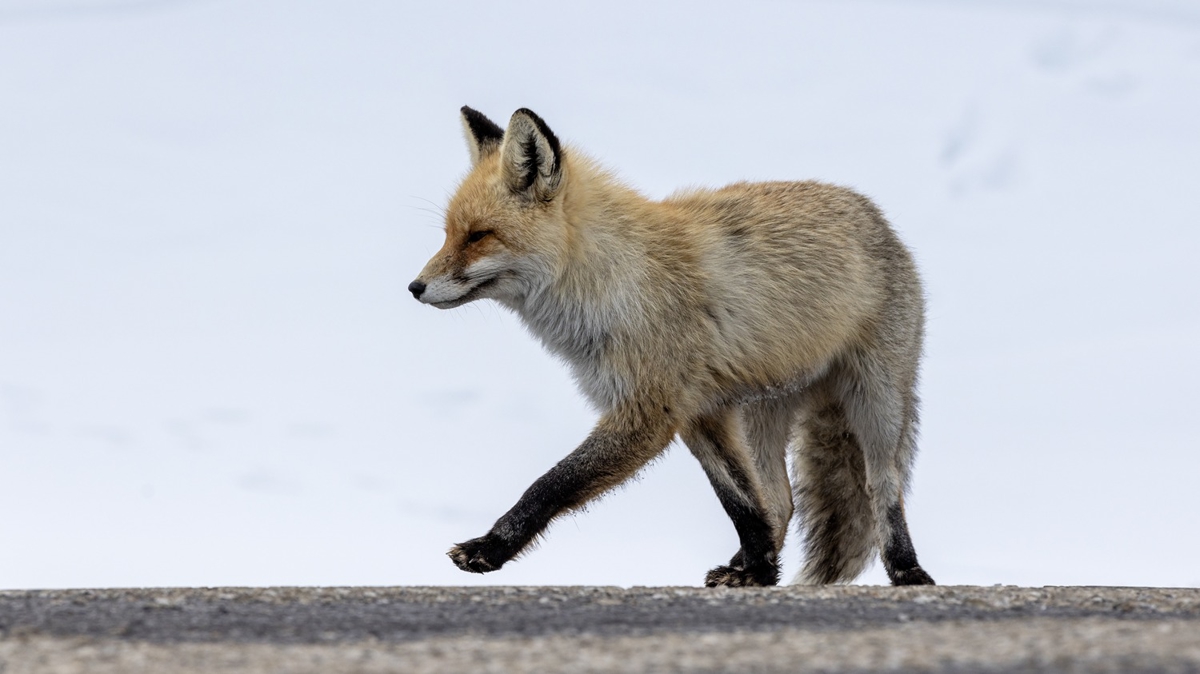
408, 280, 426, 299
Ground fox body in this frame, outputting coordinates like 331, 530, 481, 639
409, 107, 934, 586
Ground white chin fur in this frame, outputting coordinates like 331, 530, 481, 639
420, 278, 473, 305
421, 276, 501, 308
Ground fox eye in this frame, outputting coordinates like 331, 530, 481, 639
466, 230, 493, 245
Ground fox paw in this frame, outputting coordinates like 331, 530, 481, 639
889, 566, 936, 586
704, 562, 779, 588
448, 535, 511, 574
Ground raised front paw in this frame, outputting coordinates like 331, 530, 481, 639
448, 534, 512, 574
704, 561, 780, 588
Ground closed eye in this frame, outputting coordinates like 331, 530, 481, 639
466, 230, 493, 245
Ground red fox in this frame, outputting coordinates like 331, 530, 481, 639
409, 107, 935, 586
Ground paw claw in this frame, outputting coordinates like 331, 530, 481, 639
447, 535, 511, 574
704, 562, 779, 588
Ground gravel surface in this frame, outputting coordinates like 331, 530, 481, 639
1, 586, 1198, 672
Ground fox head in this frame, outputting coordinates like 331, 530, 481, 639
409, 107, 569, 310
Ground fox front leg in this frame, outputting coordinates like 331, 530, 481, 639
448, 405, 675, 574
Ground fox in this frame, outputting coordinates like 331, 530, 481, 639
408, 106, 935, 587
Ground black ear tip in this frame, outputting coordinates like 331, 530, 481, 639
512, 108, 541, 123
511, 108, 560, 155
462, 107, 505, 144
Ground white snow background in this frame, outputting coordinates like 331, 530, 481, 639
1, 0, 1198, 589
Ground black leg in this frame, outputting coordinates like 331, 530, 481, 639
683, 411, 781, 587
449, 403, 675, 574
881, 502, 935, 586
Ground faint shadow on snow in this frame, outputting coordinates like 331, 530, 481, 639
166, 419, 207, 452
949, 150, 1020, 195
237, 469, 300, 495
0, 383, 51, 434
1084, 72, 1139, 96
1031, 24, 1144, 99
940, 107, 1021, 196
940, 107, 979, 168
73, 424, 134, 448
1032, 25, 1118, 71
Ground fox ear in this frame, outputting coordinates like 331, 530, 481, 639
461, 106, 504, 166
500, 108, 563, 201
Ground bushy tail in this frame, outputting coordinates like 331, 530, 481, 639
791, 385, 877, 585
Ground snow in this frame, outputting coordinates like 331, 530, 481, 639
1, 0, 1197, 589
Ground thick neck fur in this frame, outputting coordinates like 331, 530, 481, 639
504, 152, 653, 373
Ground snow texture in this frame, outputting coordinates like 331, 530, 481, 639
1, 0, 1198, 588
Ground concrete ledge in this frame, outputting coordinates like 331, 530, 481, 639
2, 586, 1198, 672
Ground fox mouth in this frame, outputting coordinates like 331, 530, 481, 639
429, 277, 498, 309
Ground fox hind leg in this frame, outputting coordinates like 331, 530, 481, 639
682, 408, 781, 587
834, 350, 935, 586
